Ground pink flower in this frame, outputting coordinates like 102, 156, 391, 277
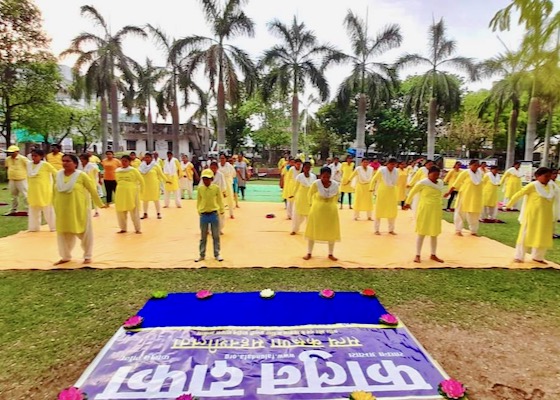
320, 289, 335, 299
123, 315, 143, 329
379, 314, 398, 326
361, 288, 376, 297
196, 290, 213, 300
176, 394, 196, 400
58, 387, 86, 400
439, 379, 466, 399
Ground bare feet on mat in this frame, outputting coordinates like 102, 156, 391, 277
367, 218, 372, 221
94, 212, 99, 217
374, 231, 381, 235
157, 213, 162, 219
54, 259, 70, 265
290, 232, 296, 235
117, 230, 126, 234
354, 217, 358, 221
471, 233, 480, 237
513, 259, 524, 263
303, 254, 312, 260
135, 231, 142, 234
83, 259, 92, 264
430, 255, 444, 263
141, 214, 148, 219
414, 256, 421, 263
163, 206, 169, 208
230, 215, 234, 219
533, 259, 548, 265
328, 255, 338, 261
389, 231, 397, 235
455, 231, 463, 237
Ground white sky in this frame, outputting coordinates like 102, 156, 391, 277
34, 0, 534, 121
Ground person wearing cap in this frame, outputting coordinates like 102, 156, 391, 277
27, 149, 57, 231
195, 169, 224, 262
4, 145, 30, 216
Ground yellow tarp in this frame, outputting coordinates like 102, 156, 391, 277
0, 201, 557, 270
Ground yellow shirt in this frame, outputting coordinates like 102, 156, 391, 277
27, 161, 57, 207
370, 168, 398, 219
397, 168, 408, 202
6, 154, 30, 180
130, 158, 141, 169
452, 170, 484, 213
340, 162, 356, 193
406, 180, 443, 237
444, 169, 461, 185
197, 183, 224, 214
140, 164, 166, 202
46, 152, 64, 170
115, 168, 145, 212
89, 155, 101, 164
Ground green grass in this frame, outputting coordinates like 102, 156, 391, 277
0, 185, 27, 238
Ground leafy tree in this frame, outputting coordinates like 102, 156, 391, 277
315, 101, 358, 146
440, 112, 494, 156
17, 101, 77, 146
337, 10, 402, 150
225, 109, 248, 155
72, 107, 101, 152
396, 19, 478, 159
372, 107, 424, 157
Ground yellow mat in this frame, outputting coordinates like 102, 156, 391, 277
0, 200, 557, 270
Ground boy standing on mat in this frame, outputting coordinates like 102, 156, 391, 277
196, 169, 224, 262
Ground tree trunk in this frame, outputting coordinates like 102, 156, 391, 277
217, 79, 226, 150
171, 100, 180, 156
291, 93, 299, 156
525, 96, 539, 161
356, 93, 367, 150
542, 107, 553, 167
427, 97, 437, 159
506, 107, 518, 169
100, 95, 109, 154
5, 107, 12, 146
147, 104, 154, 152
110, 81, 120, 151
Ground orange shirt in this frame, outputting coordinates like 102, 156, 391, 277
101, 158, 122, 180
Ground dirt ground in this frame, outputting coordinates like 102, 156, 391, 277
4, 305, 560, 400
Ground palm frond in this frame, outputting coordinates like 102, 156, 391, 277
435, 39, 456, 62
115, 25, 147, 40
344, 10, 367, 57
428, 19, 447, 62
336, 70, 360, 109
69, 32, 106, 50
267, 19, 294, 49
225, 44, 258, 95
224, 11, 255, 39
146, 24, 171, 51
170, 35, 213, 59
438, 56, 478, 81
370, 24, 403, 56
395, 53, 433, 70
199, 0, 219, 24
303, 61, 329, 101
80, 5, 108, 34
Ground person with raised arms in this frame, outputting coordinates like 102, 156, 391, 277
139, 153, 168, 220
445, 159, 484, 237
339, 155, 355, 210
27, 149, 57, 232
501, 161, 524, 211
370, 158, 399, 235
162, 151, 182, 208
115, 155, 145, 234
482, 165, 501, 222
404, 166, 445, 264
303, 167, 341, 261
53, 154, 104, 265
348, 158, 374, 221
289, 161, 317, 235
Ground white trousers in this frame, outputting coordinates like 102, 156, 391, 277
307, 240, 335, 255
292, 214, 307, 233
503, 197, 521, 210
164, 190, 182, 207
374, 218, 396, 233
225, 187, 235, 217
286, 200, 294, 219
28, 205, 55, 231
416, 235, 438, 256
180, 178, 194, 199
8, 179, 28, 212
454, 210, 480, 234
483, 206, 498, 220
515, 244, 546, 262
354, 210, 372, 219
57, 213, 93, 261
143, 200, 161, 215
117, 208, 141, 232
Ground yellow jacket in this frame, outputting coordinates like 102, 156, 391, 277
197, 184, 224, 214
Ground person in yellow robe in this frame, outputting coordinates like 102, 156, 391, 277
139, 153, 168, 219
180, 154, 198, 200
45, 144, 64, 170
370, 158, 399, 234
162, 151, 182, 208
79, 153, 102, 217
289, 161, 317, 235
129, 152, 142, 168
115, 155, 145, 234
407, 160, 434, 216
508, 167, 557, 264
53, 154, 104, 265
27, 149, 57, 231
4, 145, 30, 215
195, 169, 225, 262
446, 159, 484, 236
501, 161, 523, 210
304, 167, 341, 261
404, 166, 444, 264
482, 165, 501, 221
280, 158, 296, 218
87, 150, 101, 165
443, 161, 462, 211
397, 161, 408, 207
348, 158, 373, 220
339, 156, 355, 209
286, 158, 303, 220
218, 154, 236, 218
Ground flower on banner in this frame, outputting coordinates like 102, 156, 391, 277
349, 391, 376, 400
58, 387, 87, 400
176, 394, 198, 400
260, 289, 275, 299
151, 291, 168, 299
123, 315, 143, 330
361, 288, 376, 297
196, 290, 213, 300
320, 289, 335, 299
439, 379, 467, 399
379, 313, 399, 326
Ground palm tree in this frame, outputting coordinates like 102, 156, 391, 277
171, 0, 257, 151
261, 16, 342, 155
396, 19, 478, 159
337, 10, 402, 150
300, 94, 321, 154
62, 6, 146, 151
490, 0, 559, 160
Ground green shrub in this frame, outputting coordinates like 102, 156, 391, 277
0, 166, 7, 183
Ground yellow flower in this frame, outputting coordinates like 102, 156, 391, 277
350, 391, 376, 400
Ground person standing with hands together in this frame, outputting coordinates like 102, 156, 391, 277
195, 169, 225, 262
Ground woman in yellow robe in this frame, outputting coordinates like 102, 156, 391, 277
397, 161, 408, 205
27, 149, 57, 232
443, 161, 462, 210
509, 167, 557, 263
304, 167, 340, 261
446, 160, 483, 236
115, 155, 145, 234
139, 153, 167, 219
162, 152, 182, 208
289, 162, 317, 235
370, 159, 399, 234
286, 159, 303, 220
339, 156, 355, 209
406, 160, 434, 215
501, 161, 523, 210
482, 166, 501, 221
348, 159, 374, 220
79, 153, 102, 217
54, 154, 104, 265
405, 166, 444, 263
280, 160, 295, 217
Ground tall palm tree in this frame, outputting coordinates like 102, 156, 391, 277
396, 19, 478, 159
261, 16, 342, 155
171, 0, 257, 151
490, 0, 559, 160
61, 5, 146, 151
337, 10, 402, 150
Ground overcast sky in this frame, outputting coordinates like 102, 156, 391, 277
34, 0, 531, 119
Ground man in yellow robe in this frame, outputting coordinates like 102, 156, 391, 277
446, 159, 484, 236
501, 161, 523, 210
482, 165, 501, 221
348, 158, 374, 220
4, 145, 30, 216
340, 155, 355, 209
289, 161, 317, 235
509, 167, 557, 264
115, 155, 145, 234
46, 144, 64, 170
54, 154, 104, 265
139, 153, 168, 219
195, 169, 225, 262
162, 151, 182, 208
27, 149, 57, 231
370, 158, 399, 234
